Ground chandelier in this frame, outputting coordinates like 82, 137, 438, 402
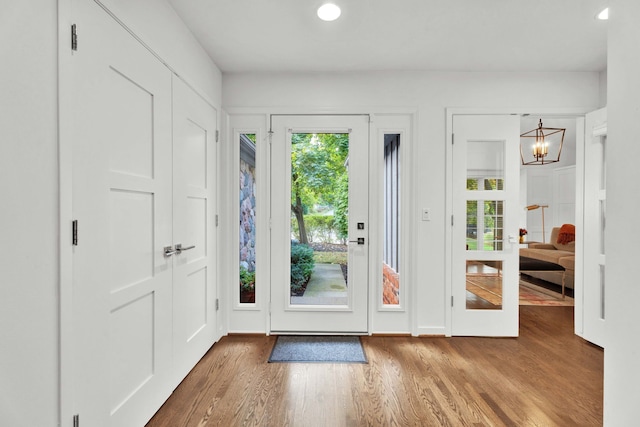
520, 119, 565, 165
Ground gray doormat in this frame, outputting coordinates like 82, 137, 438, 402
268, 336, 367, 363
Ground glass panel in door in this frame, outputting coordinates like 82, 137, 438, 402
289, 133, 349, 306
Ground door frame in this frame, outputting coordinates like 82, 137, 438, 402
445, 107, 593, 337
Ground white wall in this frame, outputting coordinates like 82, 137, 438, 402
0, 2, 59, 426
599, 69, 608, 108
604, 0, 640, 424
223, 71, 600, 333
98, 0, 222, 106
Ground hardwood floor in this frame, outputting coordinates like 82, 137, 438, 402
146, 306, 602, 427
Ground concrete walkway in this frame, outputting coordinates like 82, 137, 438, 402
290, 263, 348, 305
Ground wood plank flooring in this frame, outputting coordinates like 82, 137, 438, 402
146, 306, 602, 427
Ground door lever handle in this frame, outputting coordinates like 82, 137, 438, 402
175, 243, 196, 254
348, 238, 365, 245
164, 246, 177, 257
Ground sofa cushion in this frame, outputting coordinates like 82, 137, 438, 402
528, 243, 556, 250
549, 227, 576, 252
558, 256, 575, 272
520, 248, 574, 265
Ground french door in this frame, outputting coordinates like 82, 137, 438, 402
69, 1, 217, 425
581, 107, 607, 347
451, 115, 520, 336
270, 115, 370, 333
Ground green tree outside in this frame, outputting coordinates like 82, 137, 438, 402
291, 133, 349, 244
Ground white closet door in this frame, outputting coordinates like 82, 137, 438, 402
71, 1, 173, 425
171, 76, 219, 385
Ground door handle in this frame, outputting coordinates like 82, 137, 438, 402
348, 238, 365, 245
175, 243, 196, 254
164, 245, 177, 257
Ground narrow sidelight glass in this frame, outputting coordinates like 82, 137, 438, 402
240, 134, 257, 303
383, 134, 400, 305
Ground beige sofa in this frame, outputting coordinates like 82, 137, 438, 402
519, 226, 575, 292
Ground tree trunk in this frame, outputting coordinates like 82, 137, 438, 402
292, 194, 308, 245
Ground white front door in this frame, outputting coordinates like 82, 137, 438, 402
452, 115, 520, 336
71, 1, 173, 424
581, 107, 607, 347
171, 76, 219, 383
270, 115, 369, 333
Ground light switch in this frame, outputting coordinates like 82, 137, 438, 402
422, 208, 431, 221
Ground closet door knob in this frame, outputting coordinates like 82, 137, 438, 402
175, 243, 196, 254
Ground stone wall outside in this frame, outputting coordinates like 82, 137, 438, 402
240, 159, 256, 272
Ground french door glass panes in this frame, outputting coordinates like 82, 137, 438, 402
466, 198, 504, 251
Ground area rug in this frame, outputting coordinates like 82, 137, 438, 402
519, 280, 574, 306
268, 336, 367, 363
466, 275, 574, 307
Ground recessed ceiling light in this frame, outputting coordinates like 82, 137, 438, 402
317, 3, 341, 21
597, 7, 609, 20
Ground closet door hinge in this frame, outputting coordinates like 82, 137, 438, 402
72, 220, 78, 246
451, 215, 454, 226
215, 298, 219, 311
71, 24, 78, 51
215, 214, 219, 227
73, 414, 80, 427
451, 296, 454, 307
215, 130, 219, 142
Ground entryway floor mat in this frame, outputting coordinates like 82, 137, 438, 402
268, 335, 367, 363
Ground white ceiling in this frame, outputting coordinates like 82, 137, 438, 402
168, 0, 608, 74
